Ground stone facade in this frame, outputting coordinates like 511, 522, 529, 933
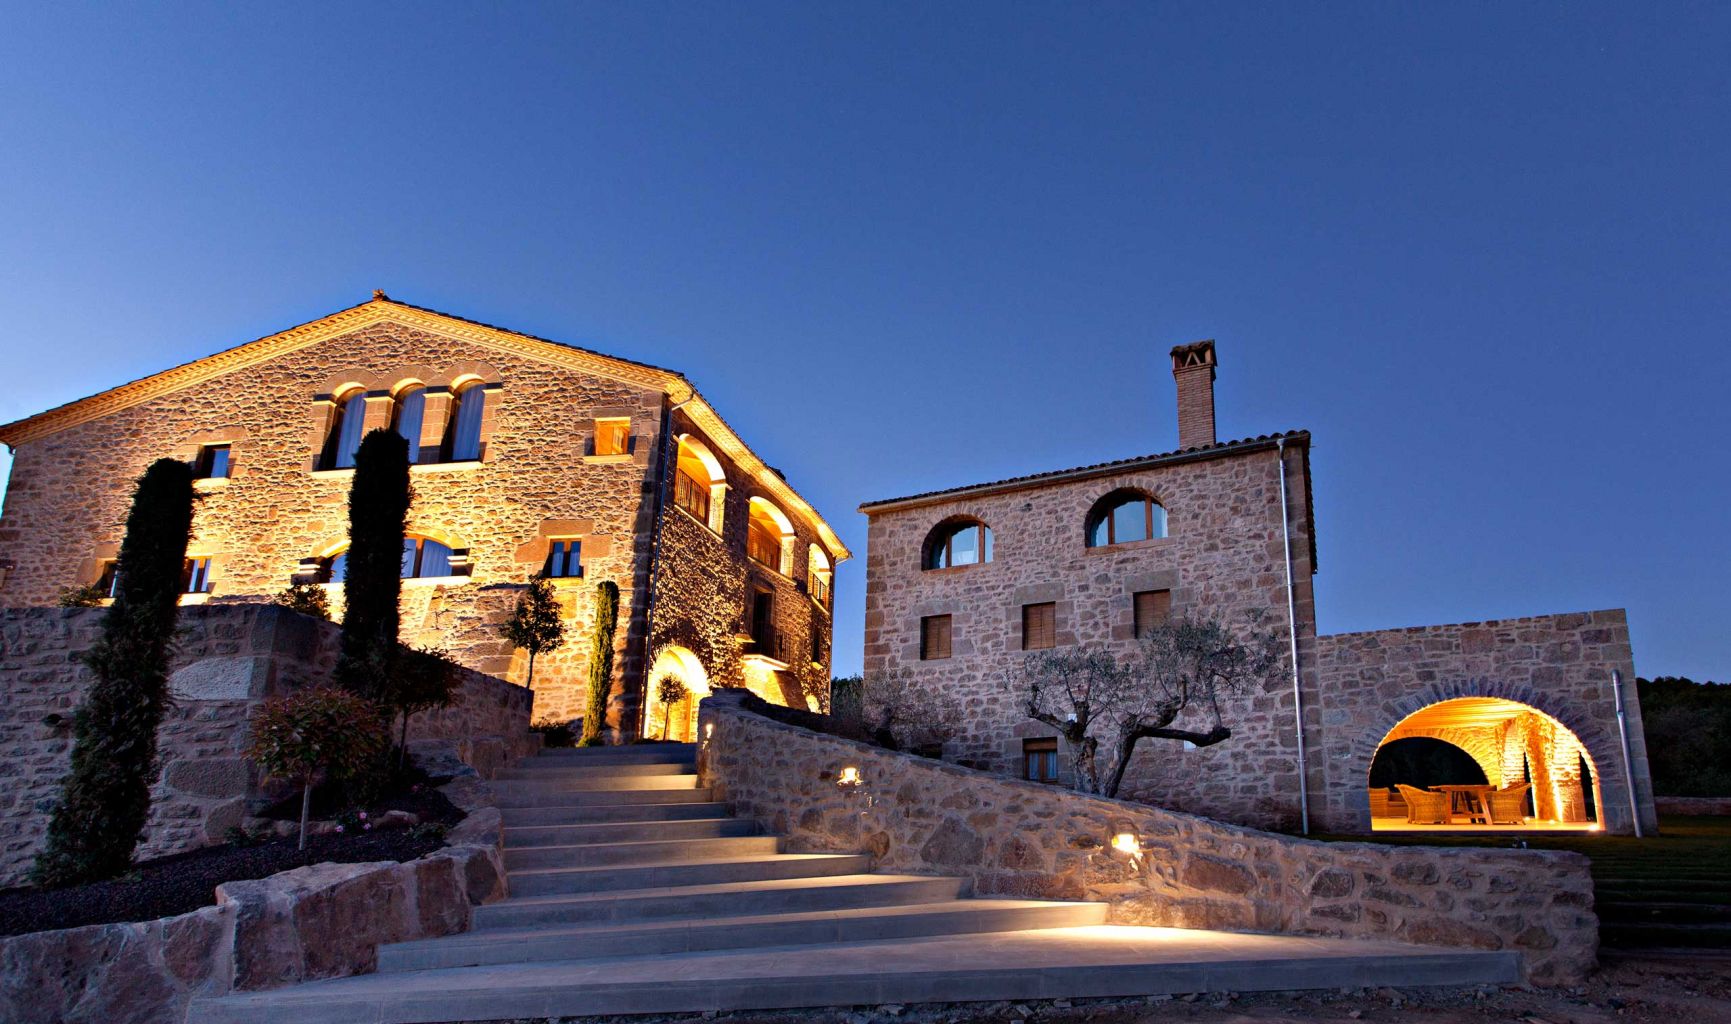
0, 604, 532, 886
0, 296, 845, 731
698, 692, 1599, 985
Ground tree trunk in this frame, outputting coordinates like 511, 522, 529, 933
298, 778, 313, 851
398, 712, 411, 771
526, 648, 537, 688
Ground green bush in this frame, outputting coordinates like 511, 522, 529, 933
579, 581, 620, 746
273, 580, 332, 620
502, 574, 566, 687
335, 429, 411, 702
56, 583, 108, 608
387, 645, 462, 768
248, 687, 389, 849
33, 459, 196, 887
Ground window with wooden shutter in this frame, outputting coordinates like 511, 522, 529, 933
920, 614, 952, 661
1022, 602, 1056, 650
1133, 589, 1172, 638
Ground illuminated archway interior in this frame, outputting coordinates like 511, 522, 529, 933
1369, 697, 1601, 831
646, 646, 711, 743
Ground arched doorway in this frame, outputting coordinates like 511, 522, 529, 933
1368, 696, 1602, 831
646, 646, 711, 742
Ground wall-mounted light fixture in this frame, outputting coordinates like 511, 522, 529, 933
1110, 832, 1141, 857
837, 766, 862, 788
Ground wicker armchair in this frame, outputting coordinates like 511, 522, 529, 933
1487, 783, 1531, 825
1368, 788, 1394, 818
1396, 784, 1450, 825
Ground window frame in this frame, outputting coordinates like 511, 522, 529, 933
1023, 737, 1060, 783
1133, 589, 1172, 638
924, 520, 994, 570
544, 539, 583, 579
181, 557, 214, 595
1021, 602, 1057, 650
192, 444, 232, 480
593, 418, 631, 457
1085, 492, 1168, 548
920, 614, 953, 661
441, 381, 486, 463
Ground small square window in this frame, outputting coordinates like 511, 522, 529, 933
193, 444, 231, 480
1023, 738, 1060, 783
920, 614, 952, 661
594, 419, 631, 456
544, 540, 582, 579
181, 557, 213, 594
95, 560, 120, 598
1134, 590, 1172, 638
1022, 602, 1056, 650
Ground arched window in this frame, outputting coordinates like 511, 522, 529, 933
320, 388, 368, 470
808, 544, 833, 609
442, 381, 486, 462
674, 435, 726, 532
747, 497, 794, 575
1085, 490, 1167, 548
924, 519, 993, 570
392, 384, 427, 463
317, 549, 349, 584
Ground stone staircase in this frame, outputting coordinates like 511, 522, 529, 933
193, 743, 1520, 1023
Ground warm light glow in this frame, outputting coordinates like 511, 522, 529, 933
837, 766, 862, 787
1110, 832, 1140, 856
704, 723, 713, 740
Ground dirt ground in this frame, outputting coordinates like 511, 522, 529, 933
534, 951, 1731, 1024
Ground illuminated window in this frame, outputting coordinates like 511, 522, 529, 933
192, 444, 231, 480
320, 388, 368, 470
1085, 490, 1167, 547
401, 536, 458, 578
747, 498, 793, 574
1022, 602, 1056, 650
94, 560, 120, 598
317, 551, 348, 584
1134, 589, 1172, 637
544, 539, 582, 579
392, 385, 427, 463
674, 435, 726, 532
442, 381, 486, 462
920, 614, 952, 661
924, 519, 993, 570
1023, 738, 1060, 783
181, 557, 214, 594
594, 418, 630, 456
807, 545, 833, 610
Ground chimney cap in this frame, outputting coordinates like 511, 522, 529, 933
1170, 339, 1217, 372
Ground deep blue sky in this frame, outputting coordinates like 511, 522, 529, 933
2, 4, 1726, 680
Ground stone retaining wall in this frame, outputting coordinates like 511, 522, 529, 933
0, 604, 534, 886
0, 765, 507, 1024
698, 691, 1598, 985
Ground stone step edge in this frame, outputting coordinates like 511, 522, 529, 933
507, 852, 867, 880
503, 835, 778, 855
482, 873, 962, 909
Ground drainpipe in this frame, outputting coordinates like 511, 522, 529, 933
1611, 669, 1644, 838
636, 394, 695, 739
1276, 438, 1311, 835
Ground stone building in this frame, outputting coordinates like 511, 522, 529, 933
0, 294, 848, 737
860, 341, 1657, 834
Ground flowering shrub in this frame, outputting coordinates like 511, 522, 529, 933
334, 808, 373, 834
248, 687, 388, 849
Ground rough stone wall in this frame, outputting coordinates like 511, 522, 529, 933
862, 442, 1320, 830
1315, 611, 1657, 834
0, 605, 532, 886
698, 691, 1598, 985
0, 319, 666, 722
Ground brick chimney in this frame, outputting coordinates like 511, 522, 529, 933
1170, 340, 1217, 449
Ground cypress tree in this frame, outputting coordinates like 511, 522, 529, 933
33, 458, 196, 886
579, 581, 620, 746
335, 429, 411, 703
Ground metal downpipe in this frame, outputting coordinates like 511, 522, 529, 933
1277, 438, 1311, 835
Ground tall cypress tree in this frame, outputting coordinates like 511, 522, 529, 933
34, 458, 196, 886
335, 429, 411, 703
579, 581, 620, 746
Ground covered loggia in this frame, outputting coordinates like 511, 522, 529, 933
645, 645, 711, 742
1368, 697, 1601, 831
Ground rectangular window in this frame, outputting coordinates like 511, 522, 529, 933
544, 540, 582, 579
747, 587, 779, 659
192, 444, 231, 480
920, 614, 952, 661
1023, 738, 1060, 783
594, 418, 630, 456
181, 557, 213, 594
1022, 602, 1056, 650
674, 469, 711, 523
747, 521, 782, 571
1134, 589, 1172, 638
809, 620, 827, 666
95, 560, 120, 598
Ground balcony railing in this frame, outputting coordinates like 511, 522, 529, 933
808, 573, 832, 610
674, 470, 710, 524
745, 625, 789, 664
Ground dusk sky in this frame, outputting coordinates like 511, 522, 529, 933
1, 3, 1725, 680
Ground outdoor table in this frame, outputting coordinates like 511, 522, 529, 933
1433, 784, 1496, 824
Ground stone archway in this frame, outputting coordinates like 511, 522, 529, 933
646, 646, 711, 743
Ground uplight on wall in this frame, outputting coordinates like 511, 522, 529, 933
837, 766, 862, 788
1110, 832, 1141, 857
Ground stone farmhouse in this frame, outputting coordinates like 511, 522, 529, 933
860, 341, 1659, 835
0, 294, 848, 740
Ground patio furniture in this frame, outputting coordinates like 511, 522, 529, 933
1434, 784, 1496, 825
1369, 788, 1394, 818
1487, 783, 1532, 825
1395, 784, 1450, 825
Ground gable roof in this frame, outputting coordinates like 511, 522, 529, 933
0, 293, 849, 561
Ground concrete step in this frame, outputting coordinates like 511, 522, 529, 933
472, 874, 969, 930
503, 817, 759, 847
491, 774, 700, 794
499, 801, 729, 826
498, 761, 694, 780
378, 899, 1110, 972
510, 853, 873, 898
505, 835, 782, 871
492, 786, 715, 809
192, 926, 1524, 1023
532, 744, 695, 765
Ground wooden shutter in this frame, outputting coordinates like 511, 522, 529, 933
1022, 603, 1056, 650
1134, 589, 1172, 638
921, 615, 952, 660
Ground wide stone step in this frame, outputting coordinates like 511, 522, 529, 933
1601, 922, 1731, 949
505, 835, 782, 871
492, 786, 715, 809
472, 874, 969, 930
491, 774, 700, 794
1599, 901, 1731, 925
510, 853, 872, 898
192, 926, 1523, 1023
533, 745, 695, 765
499, 761, 695, 780
499, 801, 730, 826
504, 817, 759, 847
378, 899, 1110, 972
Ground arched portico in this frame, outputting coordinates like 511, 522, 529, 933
646, 645, 711, 742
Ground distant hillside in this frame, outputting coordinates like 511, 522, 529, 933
1638, 676, 1731, 797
